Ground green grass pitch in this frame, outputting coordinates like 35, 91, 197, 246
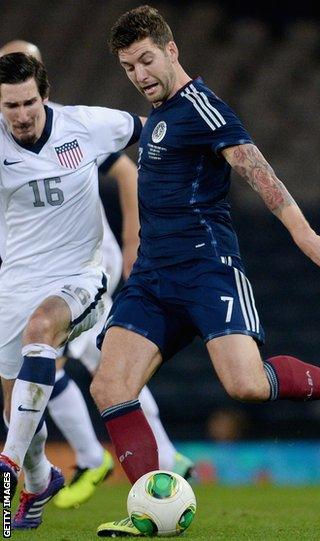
6, 483, 320, 540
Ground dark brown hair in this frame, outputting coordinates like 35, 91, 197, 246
0, 52, 50, 99
109, 5, 173, 54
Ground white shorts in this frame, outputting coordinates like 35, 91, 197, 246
0, 271, 107, 379
67, 294, 113, 374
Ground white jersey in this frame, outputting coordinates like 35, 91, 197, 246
0, 204, 6, 259
0, 105, 138, 288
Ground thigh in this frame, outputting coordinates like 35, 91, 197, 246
23, 294, 73, 347
50, 271, 107, 342
207, 334, 270, 401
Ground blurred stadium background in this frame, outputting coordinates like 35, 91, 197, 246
1, 0, 320, 483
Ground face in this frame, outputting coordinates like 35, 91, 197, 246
118, 37, 178, 107
0, 77, 47, 144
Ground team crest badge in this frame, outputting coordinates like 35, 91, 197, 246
55, 139, 83, 169
152, 121, 167, 143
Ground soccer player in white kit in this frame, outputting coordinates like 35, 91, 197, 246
0, 41, 194, 518
0, 51, 141, 529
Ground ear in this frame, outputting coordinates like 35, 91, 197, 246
43, 96, 49, 104
166, 40, 179, 63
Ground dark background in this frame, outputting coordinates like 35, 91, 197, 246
1, 0, 320, 442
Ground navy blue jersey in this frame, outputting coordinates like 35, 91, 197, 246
134, 78, 253, 272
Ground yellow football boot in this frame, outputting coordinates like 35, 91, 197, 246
54, 450, 114, 509
97, 517, 143, 537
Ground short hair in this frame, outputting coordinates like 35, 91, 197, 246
109, 5, 173, 55
0, 52, 49, 99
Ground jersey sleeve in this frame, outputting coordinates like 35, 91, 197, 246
182, 91, 253, 155
76, 106, 142, 157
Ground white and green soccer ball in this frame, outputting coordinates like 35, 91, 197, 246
127, 470, 196, 537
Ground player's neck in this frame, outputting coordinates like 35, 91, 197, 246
177, 72, 192, 92
163, 66, 191, 104
34, 106, 47, 142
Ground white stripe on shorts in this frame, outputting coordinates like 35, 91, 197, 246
234, 267, 259, 333
243, 273, 260, 332
220, 256, 233, 266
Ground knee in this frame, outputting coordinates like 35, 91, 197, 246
23, 310, 53, 344
90, 376, 102, 404
90, 374, 117, 409
226, 381, 268, 402
90, 371, 137, 411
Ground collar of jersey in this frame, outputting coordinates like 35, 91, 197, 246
12, 105, 53, 154
150, 77, 203, 113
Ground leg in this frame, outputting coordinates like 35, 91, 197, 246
2, 296, 70, 468
139, 386, 176, 470
0, 378, 20, 499
1, 377, 62, 518
49, 357, 113, 509
50, 300, 115, 509
49, 360, 105, 470
264, 355, 320, 400
23, 420, 52, 494
139, 386, 194, 478
49, 316, 109, 471
206, 334, 320, 402
1, 377, 15, 424
206, 334, 270, 401
91, 326, 162, 484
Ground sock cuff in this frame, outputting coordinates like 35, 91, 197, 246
18, 356, 56, 386
101, 399, 141, 421
264, 361, 279, 401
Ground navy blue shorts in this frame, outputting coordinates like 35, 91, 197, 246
97, 256, 265, 361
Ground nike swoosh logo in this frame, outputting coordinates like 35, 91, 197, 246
18, 405, 40, 412
4, 159, 23, 166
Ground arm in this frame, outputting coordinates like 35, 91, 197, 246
108, 154, 140, 279
222, 143, 320, 266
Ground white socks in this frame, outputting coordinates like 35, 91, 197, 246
139, 386, 176, 471
48, 373, 104, 469
3, 413, 51, 494
23, 422, 52, 494
3, 344, 57, 467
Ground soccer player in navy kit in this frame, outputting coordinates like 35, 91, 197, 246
93, 6, 320, 536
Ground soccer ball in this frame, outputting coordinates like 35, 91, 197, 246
127, 470, 196, 537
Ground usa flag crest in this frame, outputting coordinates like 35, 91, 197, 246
55, 139, 83, 169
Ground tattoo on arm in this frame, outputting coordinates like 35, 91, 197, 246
228, 145, 296, 214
